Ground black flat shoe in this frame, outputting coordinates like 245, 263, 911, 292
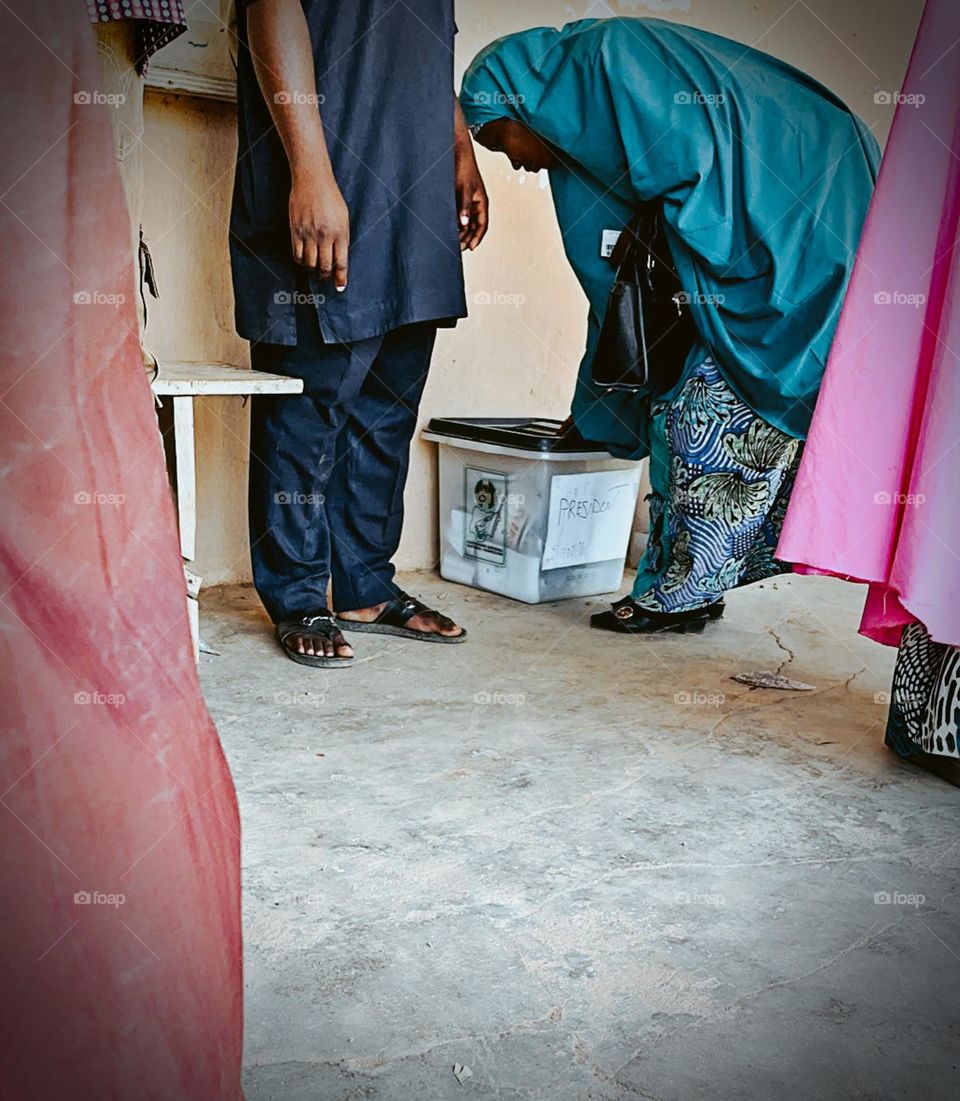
590, 596, 725, 635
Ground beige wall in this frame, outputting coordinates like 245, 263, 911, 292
142, 0, 923, 587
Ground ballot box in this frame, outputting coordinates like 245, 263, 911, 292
422, 418, 643, 604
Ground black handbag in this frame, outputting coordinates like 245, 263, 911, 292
591, 204, 697, 395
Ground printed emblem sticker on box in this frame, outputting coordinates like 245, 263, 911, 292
464, 468, 507, 565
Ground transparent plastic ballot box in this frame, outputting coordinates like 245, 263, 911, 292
421, 418, 643, 604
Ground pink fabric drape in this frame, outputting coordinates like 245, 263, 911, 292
778, 0, 960, 648
0, 4, 243, 1097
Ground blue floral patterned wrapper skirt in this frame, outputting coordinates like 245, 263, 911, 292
632, 358, 801, 612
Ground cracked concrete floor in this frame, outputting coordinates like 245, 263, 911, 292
199, 572, 959, 1101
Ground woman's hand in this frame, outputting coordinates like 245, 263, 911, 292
289, 167, 350, 290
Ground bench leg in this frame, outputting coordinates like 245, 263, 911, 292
172, 395, 197, 561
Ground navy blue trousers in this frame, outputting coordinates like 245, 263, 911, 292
249, 303, 437, 623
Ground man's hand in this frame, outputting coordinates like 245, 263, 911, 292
247, 0, 349, 287
454, 99, 488, 251
289, 168, 349, 290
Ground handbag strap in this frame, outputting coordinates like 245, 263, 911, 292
609, 203, 659, 276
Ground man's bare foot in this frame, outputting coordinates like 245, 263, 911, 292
338, 600, 464, 638
277, 612, 355, 664
287, 626, 354, 659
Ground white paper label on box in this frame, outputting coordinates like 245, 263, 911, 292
542, 470, 637, 571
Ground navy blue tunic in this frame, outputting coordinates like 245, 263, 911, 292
231, 0, 467, 346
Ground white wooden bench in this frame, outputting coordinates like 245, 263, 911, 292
152, 363, 304, 658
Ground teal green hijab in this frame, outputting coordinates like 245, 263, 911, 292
461, 18, 880, 458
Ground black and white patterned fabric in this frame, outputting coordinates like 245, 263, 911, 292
888, 623, 960, 759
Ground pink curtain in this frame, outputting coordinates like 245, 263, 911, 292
0, 4, 243, 1097
778, 0, 960, 648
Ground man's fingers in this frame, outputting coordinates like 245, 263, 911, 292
292, 233, 305, 266
302, 235, 319, 271
333, 233, 349, 291
467, 192, 489, 251
469, 211, 487, 250
316, 236, 334, 280
457, 195, 470, 248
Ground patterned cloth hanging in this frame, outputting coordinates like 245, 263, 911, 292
86, 0, 187, 72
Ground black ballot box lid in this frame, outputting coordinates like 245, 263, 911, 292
425, 417, 606, 454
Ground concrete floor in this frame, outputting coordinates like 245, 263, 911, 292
200, 572, 959, 1101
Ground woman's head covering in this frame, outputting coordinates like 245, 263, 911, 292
460, 26, 564, 133
459, 19, 881, 450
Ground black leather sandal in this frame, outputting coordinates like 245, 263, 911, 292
335, 590, 467, 643
590, 596, 725, 635
276, 610, 354, 668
